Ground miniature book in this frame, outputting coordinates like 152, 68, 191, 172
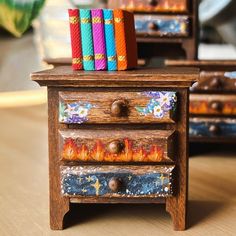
80, 9, 95, 71
68, 9, 83, 70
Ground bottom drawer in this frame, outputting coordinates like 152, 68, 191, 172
61, 165, 174, 198
189, 118, 236, 138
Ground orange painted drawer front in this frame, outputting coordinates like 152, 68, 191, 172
59, 91, 177, 124
59, 129, 175, 163
190, 94, 236, 116
113, 0, 188, 13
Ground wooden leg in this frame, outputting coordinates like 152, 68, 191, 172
165, 88, 188, 231
48, 88, 71, 230
182, 39, 197, 60
166, 197, 187, 231
50, 197, 70, 230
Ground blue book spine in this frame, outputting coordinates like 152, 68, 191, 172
80, 9, 95, 71
103, 9, 117, 71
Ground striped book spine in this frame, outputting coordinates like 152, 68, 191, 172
68, 9, 83, 70
103, 9, 117, 71
114, 10, 137, 70
80, 9, 95, 71
91, 9, 107, 70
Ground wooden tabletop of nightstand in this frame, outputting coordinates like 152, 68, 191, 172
31, 66, 199, 88
165, 59, 236, 71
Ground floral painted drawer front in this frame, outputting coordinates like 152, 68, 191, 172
135, 15, 189, 37
59, 101, 94, 124
59, 91, 177, 124
61, 165, 174, 197
59, 129, 175, 162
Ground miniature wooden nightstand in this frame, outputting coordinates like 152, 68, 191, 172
108, 0, 198, 60
166, 60, 236, 143
31, 67, 198, 230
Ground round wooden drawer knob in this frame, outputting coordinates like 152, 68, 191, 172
210, 78, 222, 89
210, 101, 222, 112
209, 124, 221, 135
108, 177, 122, 192
148, 0, 158, 7
108, 140, 123, 154
148, 22, 158, 31
110, 100, 127, 117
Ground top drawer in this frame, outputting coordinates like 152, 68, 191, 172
191, 71, 236, 92
118, 0, 188, 13
59, 91, 177, 124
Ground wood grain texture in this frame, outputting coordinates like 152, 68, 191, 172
1, 103, 236, 235
190, 94, 236, 115
166, 59, 236, 144
190, 117, 236, 141
59, 91, 177, 124
59, 129, 175, 162
43, 57, 147, 67
60, 165, 174, 198
191, 71, 236, 92
165, 59, 236, 70
166, 88, 189, 230
31, 66, 199, 88
48, 88, 70, 230
112, 0, 198, 59
31, 66, 197, 230
108, 0, 188, 13
134, 15, 189, 37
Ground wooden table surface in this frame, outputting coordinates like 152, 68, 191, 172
0, 103, 235, 236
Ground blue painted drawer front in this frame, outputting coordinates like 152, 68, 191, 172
61, 165, 174, 197
135, 15, 189, 37
189, 118, 236, 137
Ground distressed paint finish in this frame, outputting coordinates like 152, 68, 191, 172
59, 129, 175, 162
119, 0, 187, 12
135, 15, 189, 37
61, 165, 174, 197
135, 91, 177, 118
190, 94, 236, 115
31, 66, 198, 230
59, 91, 177, 124
190, 71, 236, 92
59, 101, 94, 124
190, 118, 236, 137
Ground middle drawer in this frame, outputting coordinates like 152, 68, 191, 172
59, 91, 177, 124
59, 129, 175, 163
190, 94, 236, 116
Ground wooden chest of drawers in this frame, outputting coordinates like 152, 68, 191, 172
108, 0, 198, 60
31, 66, 198, 230
165, 60, 236, 143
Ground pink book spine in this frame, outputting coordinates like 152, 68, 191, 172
91, 9, 107, 70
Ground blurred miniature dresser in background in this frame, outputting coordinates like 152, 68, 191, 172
108, 0, 198, 61
166, 60, 236, 143
31, 67, 198, 230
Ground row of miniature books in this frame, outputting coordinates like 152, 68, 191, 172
69, 9, 137, 71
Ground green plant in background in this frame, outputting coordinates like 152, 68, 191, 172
0, 0, 45, 37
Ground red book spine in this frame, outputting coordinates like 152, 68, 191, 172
68, 9, 83, 70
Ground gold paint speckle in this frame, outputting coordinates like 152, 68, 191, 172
82, 188, 87, 193
86, 176, 93, 182
91, 179, 102, 196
